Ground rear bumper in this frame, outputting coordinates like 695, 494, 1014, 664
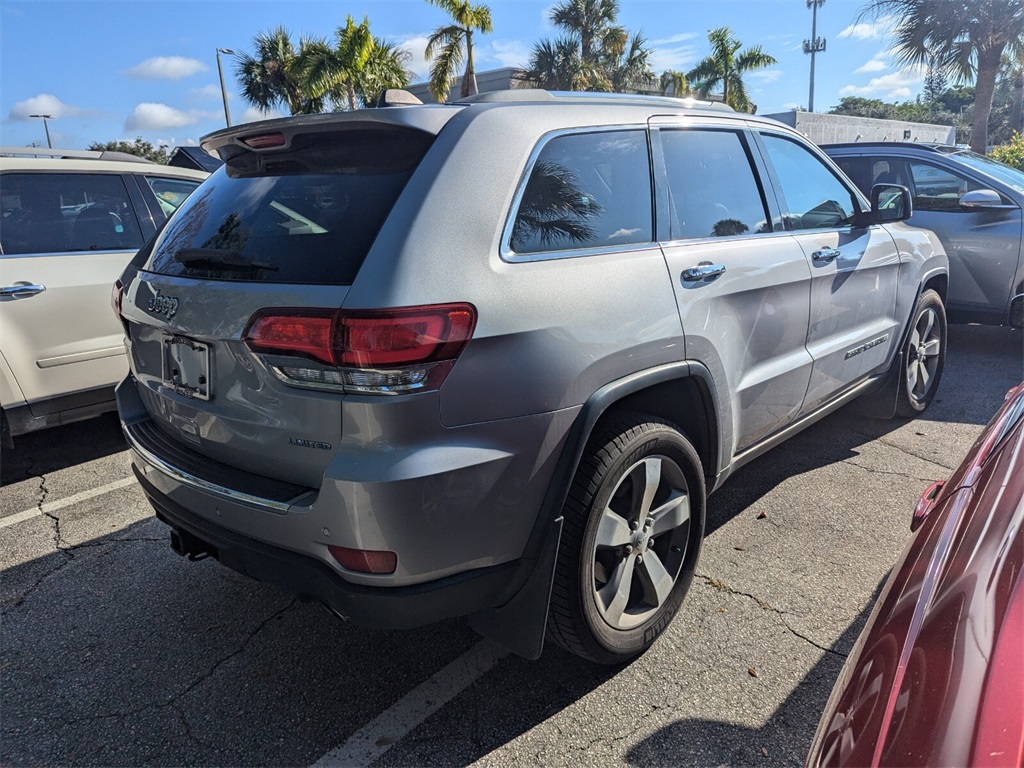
134, 464, 521, 629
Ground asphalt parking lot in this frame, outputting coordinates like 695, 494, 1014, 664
2, 324, 1021, 767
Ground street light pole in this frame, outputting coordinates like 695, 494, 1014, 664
216, 48, 235, 127
29, 114, 53, 148
803, 0, 827, 113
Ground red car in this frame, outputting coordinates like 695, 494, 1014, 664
807, 382, 1024, 768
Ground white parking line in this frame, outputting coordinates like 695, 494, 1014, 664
311, 639, 510, 767
0, 476, 137, 529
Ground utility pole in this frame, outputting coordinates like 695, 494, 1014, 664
803, 0, 826, 112
29, 114, 53, 148
216, 48, 235, 127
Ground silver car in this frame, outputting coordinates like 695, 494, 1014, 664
824, 142, 1024, 328
115, 91, 949, 663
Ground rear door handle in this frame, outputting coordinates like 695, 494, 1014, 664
682, 263, 726, 282
811, 248, 841, 263
0, 283, 47, 297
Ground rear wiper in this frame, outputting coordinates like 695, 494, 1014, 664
174, 248, 279, 272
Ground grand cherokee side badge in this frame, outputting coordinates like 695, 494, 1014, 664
148, 290, 179, 319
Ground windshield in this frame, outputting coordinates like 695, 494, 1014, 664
934, 147, 1024, 195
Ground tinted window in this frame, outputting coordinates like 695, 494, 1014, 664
510, 130, 652, 254
145, 176, 202, 220
145, 128, 434, 284
763, 135, 858, 230
661, 129, 770, 239
906, 161, 984, 212
0, 172, 143, 255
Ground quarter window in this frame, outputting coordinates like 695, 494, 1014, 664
509, 130, 653, 255
661, 129, 771, 239
0, 173, 143, 255
762, 135, 858, 230
145, 176, 202, 220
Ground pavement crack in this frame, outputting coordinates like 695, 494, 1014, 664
697, 573, 846, 659
847, 432, 955, 473
843, 458, 939, 484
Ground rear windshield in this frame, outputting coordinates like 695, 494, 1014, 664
143, 128, 434, 284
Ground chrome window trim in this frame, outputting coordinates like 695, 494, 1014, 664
500, 124, 657, 263
125, 426, 295, 514
0, 247, 136, 259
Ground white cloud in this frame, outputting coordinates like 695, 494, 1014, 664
190, 84, 222, 100
126, 56, 207, 80
488, 39, 530, 69
856, 59, 888, 74
8, 93, 89, 120
397, 35, 431, 83
238, 106, 284, 125
838, 19, 890, 40
782, 102, 803, 111
649, 40, 698, 73
748, 69, 783, 84
125, 103, 201, 131
839, 67, 925, 100
652, 33, 697, 46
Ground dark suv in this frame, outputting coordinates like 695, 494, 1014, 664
115, 90, 949, 663
824, 142, 1024, 327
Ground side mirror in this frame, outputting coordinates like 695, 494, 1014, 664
870, 183, 912, 223
959, 189, 1016, 210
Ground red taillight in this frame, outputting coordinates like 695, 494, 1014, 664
337, 306, 475, 367
911, 481, 944, 531
241, 132, 286, 149
245, 313, 334, 365
243, 303, 477, 393
328, 545, 397, 574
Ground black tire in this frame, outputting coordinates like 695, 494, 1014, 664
547, 413, 705, 664
896, 289, 946, 417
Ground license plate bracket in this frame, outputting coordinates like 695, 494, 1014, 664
162, 334, 210, 400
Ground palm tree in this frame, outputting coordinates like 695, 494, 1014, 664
860, 0, 1024, 153
606, 32, 656, 93
687, 27, 777, 113
235, 27, 327, 115
525, 37, 585, 91
527, 0, 653, 93
300, 16, 375, 112
660, 70, 689, 98
354, 39, 413, 108
425, 0, 493, 102
550, 0, 623, 69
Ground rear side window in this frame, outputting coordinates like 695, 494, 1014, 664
0, 172, 143, 255
762, 135, 859, 230
661, 129, 771, 239
144, 128, 434, 284
144, 176, 202, 220
509, 130, 652, 255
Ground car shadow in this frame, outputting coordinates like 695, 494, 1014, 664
1, 411, 126, 487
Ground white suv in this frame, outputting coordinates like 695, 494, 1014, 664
0, 147, 207, 444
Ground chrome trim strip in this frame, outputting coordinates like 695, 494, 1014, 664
124, 425, 294, 513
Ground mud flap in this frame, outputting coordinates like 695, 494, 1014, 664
852, 359, 900, 419
467, 517, 562, 660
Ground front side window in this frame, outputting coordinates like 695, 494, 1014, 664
0, 172, 143, 255
906, 161, 984, 212
509, 130, 653, 255
661, 129, 771, 239
762, 135, 859, 230
145, 176, 202, 219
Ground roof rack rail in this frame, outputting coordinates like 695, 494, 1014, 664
0, 146, 157, 163
453, 89, 734, 111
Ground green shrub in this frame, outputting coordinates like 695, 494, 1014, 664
989, 132, 1024, 170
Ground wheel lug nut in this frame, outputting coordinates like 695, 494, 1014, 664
636, 554, 643, 564
630, 521, 639, 531
645, 518, 654, 528
625, 545, 633, 554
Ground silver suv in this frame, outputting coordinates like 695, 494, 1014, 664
115, 90, 949, 663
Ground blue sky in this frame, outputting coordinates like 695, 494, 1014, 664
0, 0, 924, 151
